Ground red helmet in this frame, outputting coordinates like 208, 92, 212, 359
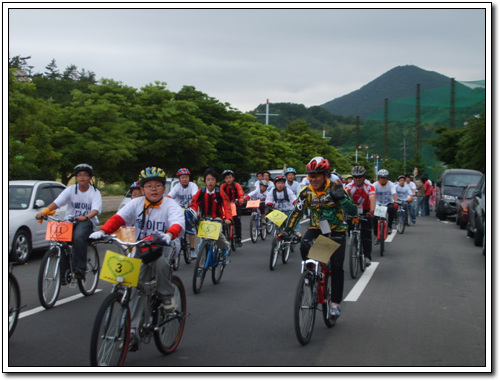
306, 156, 330, 174
273, 175, 286, 183
176, 168, 191, 176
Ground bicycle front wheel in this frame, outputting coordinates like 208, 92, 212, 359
379, 221, 385, 256
90, 291, 130, 366
294, 270, 317, 345
397, 211, 405, 234
282, 243, 291, 264
193, 241, 209, 294
322, 272, 337, 328
260, 218, 267, 240
182, 236, 191, 264
78, 244, 100, 296
269, 241, 279, 271
266, 220, 274, 234
250, 214, 258, 243
38, 247, 62, 309
9, 273, 20, 338
349, 234, 359, 279
154, 276, 186, 355
212, 248, 226, 285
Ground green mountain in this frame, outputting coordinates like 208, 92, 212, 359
320, 65, 451, 118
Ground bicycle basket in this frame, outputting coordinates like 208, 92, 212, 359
138, 234, 163, 264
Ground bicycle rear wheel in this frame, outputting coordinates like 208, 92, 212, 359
250, 214, 258, 243
90, 291, 130, 366
349, 234, 359, 279
269, 241, 279, 271
9, 273, 20, 338
212, 248, 226, 284
181, 235, 191, 264
193, 241, 209, 294
78, 244, 100, 296
38, 247, 62, 309
322, 272, 337, 328
154, 276, 186, 355
379, 221, 385, 256
294, 270, 317, 345
282, 243, 291, 264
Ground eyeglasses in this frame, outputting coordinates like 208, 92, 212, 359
353, 175, 364, 179
143, 184, 163, 190
76, 174, 90, 178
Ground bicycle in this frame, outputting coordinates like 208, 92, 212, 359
396, 200, 410, 234
37, 215, 100, 309
179, 232, 191, 264
9, 263, 24, 338
193, 218, 230, 294
294, 242, 337, 345
249, 203, 268, 243
346, 215, 368, 279
223, 218, 237, 252
89, 234, 186, 366
374, 205, 388, 257
269, 225, 297, 271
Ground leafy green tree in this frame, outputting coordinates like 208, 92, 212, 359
455, 113, 486, 174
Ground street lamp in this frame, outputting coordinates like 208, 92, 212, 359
356, 145, 369, 163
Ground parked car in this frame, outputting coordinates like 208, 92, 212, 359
117, 177, 179, 211
435, 169, 483, 220
467, 174, 486, 250
455, 184, 477, 229
9, 180, 67, 264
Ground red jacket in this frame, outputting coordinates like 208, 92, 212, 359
189, 187, 232, 220
220, 182, 245, 203
424, 181, 433, 196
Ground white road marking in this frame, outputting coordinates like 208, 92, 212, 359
19, 289, 102, 319
343, 262, 379, 302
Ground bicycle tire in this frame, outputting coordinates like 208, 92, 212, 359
322, 272, 337, 328
260, 218, 268, 240
359, 242, 366, 272
153, 276, 186, 355
8, 273, 20, 338
90, 291, 130, 366
269, 241, 279, 271
379, 221, 385, 256
349, 234, 359, 279
294, 270, 317, 345
78, 244, 100, 296
282, 243, 291, 264
397, 211, 405, 234
266, 220, 274, 234
181, 235, 191, 264
193, 241, 209, 294
38, 247, 62, 309
250, 214, 258, 243
212, 248, 226, 285
172, 247, 181, 271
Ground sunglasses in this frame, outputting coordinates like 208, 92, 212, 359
353, 175, 364, 179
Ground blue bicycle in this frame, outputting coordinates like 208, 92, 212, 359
192, 218, 229, 294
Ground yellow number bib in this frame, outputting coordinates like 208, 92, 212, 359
197, 221, 222, 240
266, 210, 288, 227
99, 250, 142, 287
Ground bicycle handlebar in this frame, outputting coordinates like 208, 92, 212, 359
90, 234, 170, 248
36, 215, 77, 223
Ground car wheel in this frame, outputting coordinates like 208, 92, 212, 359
10, 229, 32, 264
436, 208, 446, 221
473, 216, 483, 247
466, 221, 474, 238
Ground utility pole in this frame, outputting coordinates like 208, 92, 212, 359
450, 78, 455, 129
384, 98, 389, 160
415, 83, 421, 155
401, 137, 408, 174
255, 99, 279, 125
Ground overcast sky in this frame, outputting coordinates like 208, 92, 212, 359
7, 5, 488, 112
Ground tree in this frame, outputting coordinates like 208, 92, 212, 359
455, 113, 486, 174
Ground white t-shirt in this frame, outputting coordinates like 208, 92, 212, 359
53, 184, 102, 226
246, 188, 268, 201
373, 181, 397, 206
168, 182, 199, 208
117, 196, 185, 240
300, 177, 310, 187
266, 187, 296, 212
407, 181, 417, 196
285, 180, 301, 196
394, 183, 412, 202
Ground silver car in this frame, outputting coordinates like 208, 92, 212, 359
9, 180, 67, 263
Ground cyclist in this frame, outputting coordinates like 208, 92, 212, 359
266, 175, 299, 237
405, 174, 417, 224
373, 169, 398, 242
220, 169, 245, 247
129, 181, 143, 199
395, 175, 413, 221
167, 168, 199, 259
279, 157, 357, 318
344, 174, 353, 186
344, 166, 376, 267
89, 167, 185, 351
244, 179, 269, 219
36, 163, 102, 279
189, 168, 232, 259
284, 167, 301, 196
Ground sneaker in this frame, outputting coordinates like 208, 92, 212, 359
74, 269, 86, 281
128, 333, 139, 352
190, 249, 197, 260
160, 296, 177, 312
329, 302, 341, 318
236, 238, 242, 248
221, 247, 230, 257
374, 238, 379, 245
412, 219, 416, 224
365, 258, 371, 267
387, 227, 392, 235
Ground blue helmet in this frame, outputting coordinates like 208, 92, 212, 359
284, 168, 296, 175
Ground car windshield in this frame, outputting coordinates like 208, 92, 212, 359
9, 185, 33, 210
443, 174, 482, 187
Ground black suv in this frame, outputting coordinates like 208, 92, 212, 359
467, 174, 486, 253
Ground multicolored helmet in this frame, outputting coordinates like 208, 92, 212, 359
306, 157, 330, 174
130, 181, 141, 190
351, 166, 366, 176
138, 167, 167, 186
74, 163, 94, 177
284, 168, 296, 175
378, 169, 389, 178
222, 169, 235, 178
273, 175, 286, 183
176, 168, 191, 176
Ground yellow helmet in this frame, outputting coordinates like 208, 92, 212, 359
138, 167, 166, 186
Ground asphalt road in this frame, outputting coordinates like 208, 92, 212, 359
7, 214, 488, 371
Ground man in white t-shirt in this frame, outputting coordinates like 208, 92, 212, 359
373, 169, 398, 237
284, 167, 301, 196
168, 168, 199, 259
36, 163, 102, 279
405, 174, 417, 224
